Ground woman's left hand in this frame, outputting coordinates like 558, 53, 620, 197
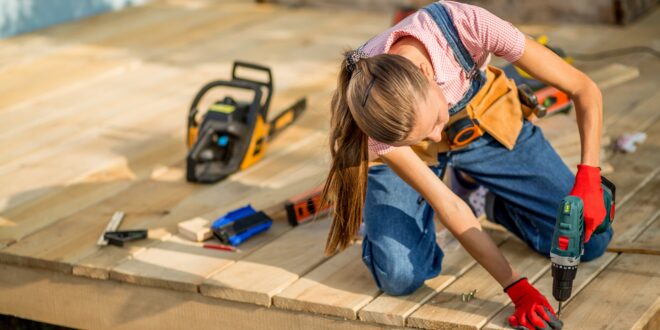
569, 164, 605, 243
505, 277, 563, 330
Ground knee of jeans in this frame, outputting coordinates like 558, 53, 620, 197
582, 227, 613, 262
377, 263, 426, 296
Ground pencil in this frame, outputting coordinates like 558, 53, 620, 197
202, 243, 241, 252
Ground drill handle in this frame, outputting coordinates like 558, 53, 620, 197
594, 176, 616, 235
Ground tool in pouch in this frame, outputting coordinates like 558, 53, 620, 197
186, 61, 307, 183
442, 81, 542, 150
550, 176, 616, 315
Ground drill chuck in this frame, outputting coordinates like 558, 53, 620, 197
551, 262, 577, 302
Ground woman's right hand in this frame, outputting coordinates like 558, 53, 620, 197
505, 277, 563, 330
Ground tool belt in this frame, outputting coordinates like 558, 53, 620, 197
370, 65, 529, 167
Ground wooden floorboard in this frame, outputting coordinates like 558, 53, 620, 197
0, 1, 658, 329
559, 254, 660, 329
357, 230, 510, 327
200, 217, 332, 306
406, 238, 550, 329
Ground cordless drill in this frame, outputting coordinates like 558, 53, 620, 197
550, 176, 616, 315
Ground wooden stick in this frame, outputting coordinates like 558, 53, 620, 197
607, 243, 660, 256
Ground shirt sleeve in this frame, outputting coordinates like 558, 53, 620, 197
368, 136, 396, 155
444, 1, 526, 63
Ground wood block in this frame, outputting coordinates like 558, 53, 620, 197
558, 254, 660, 328
272, 243, 380, 320
178, 217, 212, 242
406, 238, 549, 329
200, 216, 331, 306
357, 230, 510, 327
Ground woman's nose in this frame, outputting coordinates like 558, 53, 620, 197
427, 130, 443, 143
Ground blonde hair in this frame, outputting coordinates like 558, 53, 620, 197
320, 50, 430, 256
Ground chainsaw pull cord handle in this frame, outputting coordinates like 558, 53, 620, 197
232, 61, 273, 119
187, 79, 264, 128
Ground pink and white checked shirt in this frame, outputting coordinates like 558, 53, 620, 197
361, 0, 527, 155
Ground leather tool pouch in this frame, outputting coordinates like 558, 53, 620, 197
370, 65, 526, 167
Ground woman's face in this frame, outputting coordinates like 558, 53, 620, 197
403, 82, 449, 145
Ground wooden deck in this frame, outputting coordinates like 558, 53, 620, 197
0, 1, 658, 329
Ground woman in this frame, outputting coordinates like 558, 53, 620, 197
320, 1, 612, 329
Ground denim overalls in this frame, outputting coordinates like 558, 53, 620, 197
360, 1, 613, 296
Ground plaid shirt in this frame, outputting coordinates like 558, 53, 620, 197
361, 0, 526, 155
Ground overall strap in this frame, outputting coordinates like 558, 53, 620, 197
423, 1, 486, 115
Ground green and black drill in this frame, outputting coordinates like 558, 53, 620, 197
550, 176, 616, 315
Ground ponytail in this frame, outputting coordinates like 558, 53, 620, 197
320, 52, 369, 256
319, 50, 429, 256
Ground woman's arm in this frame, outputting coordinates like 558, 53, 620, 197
513, 37, 603, 167
380, 146, 521, 288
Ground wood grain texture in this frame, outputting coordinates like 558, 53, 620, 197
357, 230, 510, 327
558, 254, 660, 329
588, 63, 640, 90
110, 235, 238, 292
483, 252, 617, 330
0, 264, 413, 330
272, 243, 381, 320
611, 171, 660, 245
406, 238, 549, 330
200, 217, 332, 306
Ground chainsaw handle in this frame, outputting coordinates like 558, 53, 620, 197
188, 79, 263, 126
232, 61, 273, 116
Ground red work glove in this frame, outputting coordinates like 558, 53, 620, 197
505, 277, 563, 330
569, 164, 605, 243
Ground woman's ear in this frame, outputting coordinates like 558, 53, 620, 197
419, 62, 435, 82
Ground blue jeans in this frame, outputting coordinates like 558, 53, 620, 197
361, 120, 613, 296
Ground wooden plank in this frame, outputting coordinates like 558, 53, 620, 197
483, 252, 617, 330
0, 45, 132, 111
607, 118, 660, 207
606, 91, 660, 138
0, 72, 196, 214
611, 171, 660, 245
633, 214, 660, 246
587, 63, 640, 90
608, 213, 660, 255
272, 243, 379, 320
558, 254, 660, 329
109, 235, 238, 292
630, 297, 660, 330
0, 170, 198, 273
0, 264, 402, 330
200, 216, 332, 306
487, 164, 660, 328
71, 106, 331, 279
607, 243, 660, 255
406, 238, 549, 330
357, 230, 510, 327
0, 140, 185, 246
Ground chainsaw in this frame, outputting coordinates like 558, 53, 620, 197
186, 61, 306, 183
